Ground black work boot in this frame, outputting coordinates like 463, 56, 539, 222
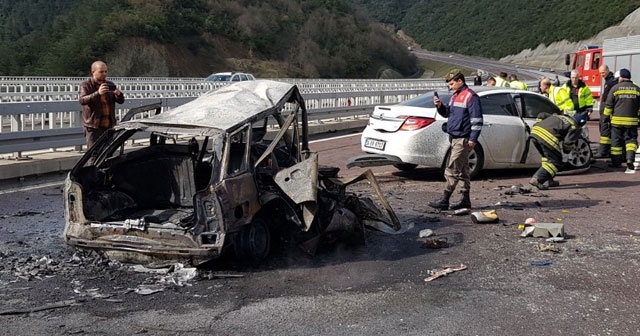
545, 179, 560, 188
428, 191, 452, 210
449, 191, 471, 210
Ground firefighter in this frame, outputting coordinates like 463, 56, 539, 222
494, 72, 510, 87
529, 112, 588, 189
509, 74, 528, 90
603, 68, 640, 173
563, 70, 594, 114
594, 64, 618, 159
539, 77, 574, 112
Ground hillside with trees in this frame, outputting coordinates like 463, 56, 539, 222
349, 0, 640, 59
0, 0, 418, 78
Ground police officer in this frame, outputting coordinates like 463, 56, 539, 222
429, 72, 483, 210
529, 112, 588, 189
594, 64, 618, 158
540, 77, 574, 112
603, 68, 640, 173
563, 70, 593, 114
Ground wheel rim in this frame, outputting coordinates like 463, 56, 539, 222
567, 139, 591, 168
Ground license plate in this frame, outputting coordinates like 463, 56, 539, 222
364, 138, 386, 150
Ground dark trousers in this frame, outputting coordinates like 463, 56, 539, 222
610, 126, 638, 167
597, 117, 611, 156
532, 139, 562, 184
84, 127, 108, 149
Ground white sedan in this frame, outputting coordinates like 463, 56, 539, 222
347, 87, 592, 178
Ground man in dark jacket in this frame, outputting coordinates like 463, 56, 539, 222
79, 61, 125, 148
428, 72, 483, 210
603, 68, 640, 173
594, 64, 619, 158
529, 112, 588, 189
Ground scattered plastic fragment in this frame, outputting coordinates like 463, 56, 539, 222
530, 261, 553, 266
537, 243, 561, 253
424, 264, 467, 282
545, 237, 565, 242
418, 229, 434, 238
471, 210, 499, 224
453, 208, 470, 216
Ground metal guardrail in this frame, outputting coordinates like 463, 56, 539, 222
0, 77, 448, 158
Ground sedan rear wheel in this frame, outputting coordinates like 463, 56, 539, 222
468, 144, 484, 179
442, 144, 484, 180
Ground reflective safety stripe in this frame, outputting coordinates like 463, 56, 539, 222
611, 115, 639, 126
599, 136, 611, 145
541, 158, 558, 175
603, 107, 613, 116
626, 143, 638, 152
613, 89, 640, 96
532, 125, 561, 152
611, 146, 624, 155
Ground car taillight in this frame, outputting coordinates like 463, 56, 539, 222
398, 116, 435, 131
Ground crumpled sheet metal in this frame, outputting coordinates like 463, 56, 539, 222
274, 152, 319, 231
335, 169, 401, 231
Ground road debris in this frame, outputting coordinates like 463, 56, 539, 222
530, 261, 553, 266
537, 242, 561, 253
520, 223, 565, 238
0, 299, 81, 316
453, 208, 470, 216
420, 238, 450, 249
471, 210, 499, 224
418, 229, 434, 238
424, 264, 467, 282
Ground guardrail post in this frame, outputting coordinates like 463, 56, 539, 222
71, 111, 83, 152
8, 114, 31, 160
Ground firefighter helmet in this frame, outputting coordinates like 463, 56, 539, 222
574, 112, 588, 127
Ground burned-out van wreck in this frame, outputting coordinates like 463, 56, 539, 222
64, 80, 399, 265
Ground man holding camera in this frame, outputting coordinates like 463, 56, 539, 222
79, 60, 125, 148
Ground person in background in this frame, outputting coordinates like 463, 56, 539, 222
494, 72, 510, 87
509, 74, 528, 90
529, 112, 588, 189
539, 77, 574, 113
603, 68, 640, 173
473, 70, 482, 86
79, 61, 125, 149
594, 64, 618, 159
486, 77, 497, 86
563, 69, 593, 114
428, 72, 483, 210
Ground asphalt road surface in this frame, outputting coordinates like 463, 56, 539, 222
1, 131, 639, 336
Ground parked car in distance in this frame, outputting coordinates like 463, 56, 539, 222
347, 87, 592, 178
205, 72, 255, 82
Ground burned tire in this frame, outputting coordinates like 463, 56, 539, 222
393, 163, 418, 171
234, 218, 271, 264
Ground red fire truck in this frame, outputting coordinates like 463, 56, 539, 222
565, 45, 602, 99
566, 35, 640, 101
